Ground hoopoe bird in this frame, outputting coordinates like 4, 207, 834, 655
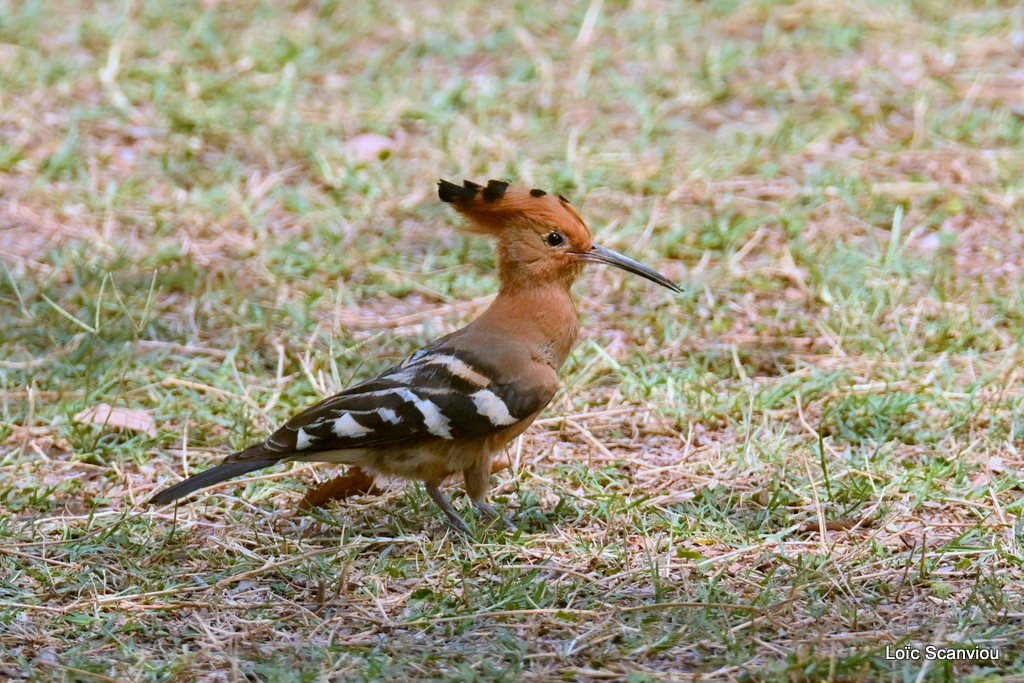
150, 179, 680, 534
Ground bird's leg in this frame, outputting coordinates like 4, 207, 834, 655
424, 482, 472, 536
464, 459, 515, 531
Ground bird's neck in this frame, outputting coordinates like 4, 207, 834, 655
472, 281, 579, 370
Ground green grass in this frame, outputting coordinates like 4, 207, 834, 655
2, 0, 1023, 680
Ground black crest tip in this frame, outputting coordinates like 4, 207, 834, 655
529, 188, 547, 197
482, 179, 510, 202
463, 179, 482, 190
438, 178, 478, 203
557, 193, 570, 204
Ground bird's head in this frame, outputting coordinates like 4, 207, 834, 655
438, 178, 681, 293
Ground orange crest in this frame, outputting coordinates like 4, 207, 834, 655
438, 179, 592, 246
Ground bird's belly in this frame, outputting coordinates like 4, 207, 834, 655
292, 414, 539, 484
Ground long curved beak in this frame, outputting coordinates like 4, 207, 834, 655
574, 244, 682, 292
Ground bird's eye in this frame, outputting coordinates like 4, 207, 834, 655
545, 232, 565, 247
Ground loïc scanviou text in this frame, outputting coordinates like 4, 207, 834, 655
884, 645, 1000, 661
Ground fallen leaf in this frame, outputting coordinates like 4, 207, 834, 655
490, 454, 510, 474
798, 518, 861, 533
74, 403, 156, 436
300, 467, 381, 509
343, 133, 394, 162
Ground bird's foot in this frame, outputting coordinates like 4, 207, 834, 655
424, 483, 515, 537
472, 499, 515, 531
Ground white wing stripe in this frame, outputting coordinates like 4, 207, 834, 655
471, 389, 518, 426
296, 428, 314, 450
399, 388, 453, 438
332, 413, 372, 437
387, 353, 491, 387
384, 367, 418, 384
424, 354, 491, 387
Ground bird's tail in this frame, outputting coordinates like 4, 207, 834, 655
149, 447, 278, 505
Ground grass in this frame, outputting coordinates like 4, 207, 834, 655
2, 0, 1023, 680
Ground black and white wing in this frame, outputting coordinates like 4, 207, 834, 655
246, 342, 556, 459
